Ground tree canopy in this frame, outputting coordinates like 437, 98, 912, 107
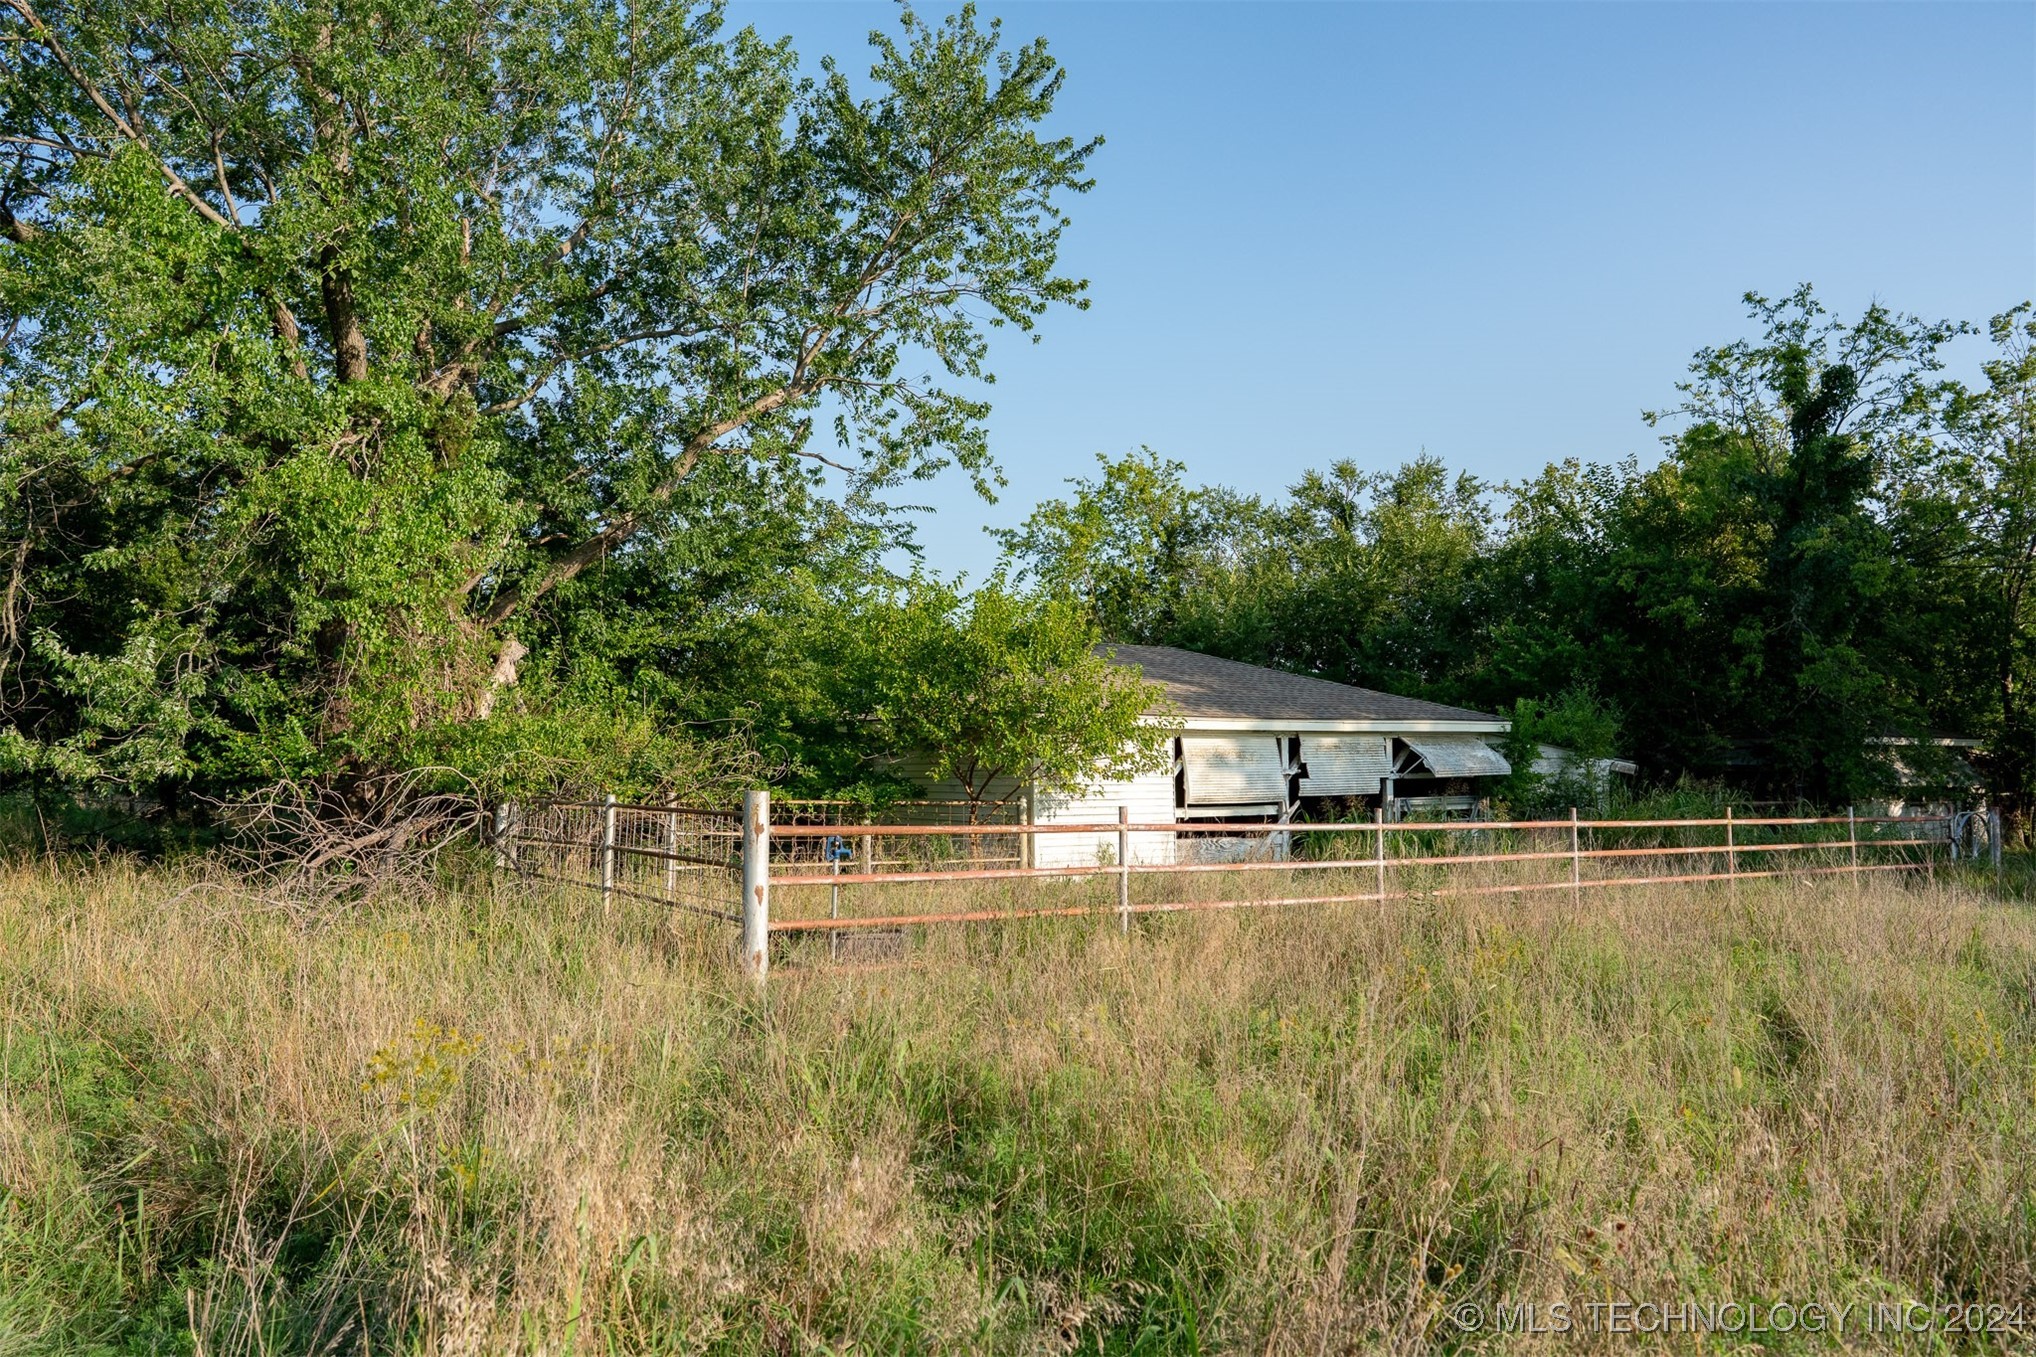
5, 0, 2033, 832
1001, 290, 2036, 815
844, 578, 1170, 820
1, 0, 1094, 797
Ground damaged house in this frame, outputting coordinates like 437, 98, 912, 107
897, 644, 1523, 867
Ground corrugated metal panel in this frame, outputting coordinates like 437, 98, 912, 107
1182, 736, 1287, 804
1401, 735, 1511, 778
1299, 735, 1391, 796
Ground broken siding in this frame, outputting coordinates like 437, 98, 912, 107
1401, 735, 1511, 779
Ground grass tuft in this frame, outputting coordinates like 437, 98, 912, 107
2, 857, 2033, 1352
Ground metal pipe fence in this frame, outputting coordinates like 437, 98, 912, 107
498, 792, 1964, 988
768, 797, 1027, 874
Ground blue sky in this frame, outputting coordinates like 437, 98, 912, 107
731, 1, 2036, 578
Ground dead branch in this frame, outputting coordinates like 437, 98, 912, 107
209, 768, 486, 913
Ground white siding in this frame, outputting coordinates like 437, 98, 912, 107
879, 752, 1025, 816
1300, 735, 1390, 796
1032, 768, 1178, 868
880, 749, 1177, 867
1182, 735, 1287, 803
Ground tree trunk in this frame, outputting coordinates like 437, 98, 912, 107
319, 246, 368, 383
472, 635, 528, 720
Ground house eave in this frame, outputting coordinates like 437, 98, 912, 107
1148, 715, 1512, 736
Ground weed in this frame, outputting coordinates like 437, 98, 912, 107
2, 857, 2034, 1351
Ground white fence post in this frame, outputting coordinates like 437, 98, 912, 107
741, 789, 771, 987
492, 802, 509, 875
1569, 807, 1580, 906
1992, 807, 2004, 881
600, 794, 617, 913
1117, 805, 1131, 934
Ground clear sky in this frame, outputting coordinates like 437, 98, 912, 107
730, 1, 2036, 579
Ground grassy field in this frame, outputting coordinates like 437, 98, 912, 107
2, 857, 2034, 1354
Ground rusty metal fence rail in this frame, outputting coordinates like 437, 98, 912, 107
770, 798, 1026, 874
497, 791, 1970, 988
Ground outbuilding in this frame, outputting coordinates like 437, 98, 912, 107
894, 644, 1515, 867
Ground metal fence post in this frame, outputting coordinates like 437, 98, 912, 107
741, 789, 771, 987
1848, 805, 1860, 897
1992, 807, 2003, 882
829, 839, 843, 964
1569, 807, 1580, 906
1117, 805, 1131, 934
492, 802, 509, 875
599, 794, 617, 913
664, 797, 680, 902
1375, 804, 1386, 903
1023, 787, 1035, 870
1725, 804, 1736, 899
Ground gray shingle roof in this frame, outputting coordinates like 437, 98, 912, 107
1100, 644, 1500, 725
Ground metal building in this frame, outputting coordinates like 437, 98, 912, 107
894, 644, 1518, 867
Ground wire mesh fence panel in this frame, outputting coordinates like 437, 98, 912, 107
504, 799, 742, 923
508, 800, 604, 883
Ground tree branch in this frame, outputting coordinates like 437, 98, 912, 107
4, 0, 238, 232
477, 376, 825, 625
477, 323, 701, 415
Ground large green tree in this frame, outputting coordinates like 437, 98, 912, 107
1906, 305, 2036, 829
1602, 289, 1961, 800
992, 447, 1265, 644
0, 0, 1093, 795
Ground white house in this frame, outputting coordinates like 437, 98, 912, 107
894, 644, 1516, 868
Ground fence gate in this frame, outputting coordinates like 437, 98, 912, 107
495, 797, 743, 925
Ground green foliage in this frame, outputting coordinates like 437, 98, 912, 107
1603, 287, 1959, 803
1006, 289, 2035, 811
846, 578, 1172, 818
993, 447, 1265, 643
1496, 686, 1623, 810
1, 0, 1094, 799
6, 0, 2032, 833
1906, 304, 2036, 826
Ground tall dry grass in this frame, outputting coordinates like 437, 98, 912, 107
2, 854, 2033, 1354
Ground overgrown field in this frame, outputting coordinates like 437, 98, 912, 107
3, 860, 2034, 1354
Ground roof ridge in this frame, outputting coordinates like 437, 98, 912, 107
1096, 642, 1500, 724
